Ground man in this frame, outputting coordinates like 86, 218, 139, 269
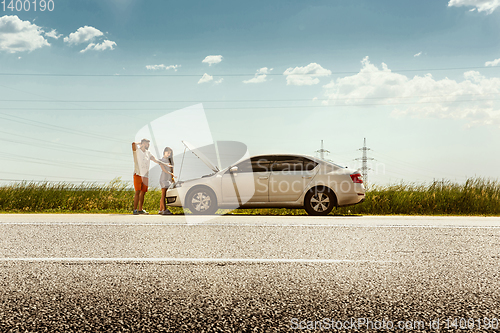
132, 139, 171, 215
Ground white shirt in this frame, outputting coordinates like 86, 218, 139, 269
133, 146, 153, 177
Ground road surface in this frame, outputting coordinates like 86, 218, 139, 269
1, 214, 499, 332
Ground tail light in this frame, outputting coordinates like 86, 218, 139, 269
350, 173, 363, 184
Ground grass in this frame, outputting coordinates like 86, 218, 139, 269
0, 178, 499, 216
0, 178, 183, 215
334, 178, 500, 216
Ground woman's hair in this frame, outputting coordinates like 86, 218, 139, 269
163, 147, 173, 164
163, 147, 173, 155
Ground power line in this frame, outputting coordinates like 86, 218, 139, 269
0, 130, 130, 159
0, 179, 116, 183
2, 92, 500, 103
0, 152, 129, 175
0, 65, 498, 77
0, 82, 145, 122
0, 171, 116, 182
2, 97, 499, 112
0, 136, 129, 162
0, 113, 128, 144
370, 150, 467, 179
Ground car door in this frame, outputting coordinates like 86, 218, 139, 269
221, 156, 273, 204
268, 156, 318, 202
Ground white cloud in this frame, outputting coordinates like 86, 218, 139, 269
243, 67, 273, 84
63, 26, 116, 53
0, 15, 49, 53
80, 40, 116, 53
323, 56, 500, 128
283, 63, 331, 86
93, 40, 116, 51
45, 29, 62, 39
198, 73, 213, 84
243, 75, 267, 84
64, 26, 103, 45
202, 55, 223, 66
214, 78, 224, 85
414, 52, 422, 57
80, 43, 95, 53
448, 0, 500, 14
485, 58, 500, 66
257, 67, 272, 74
146, 64, 181, 71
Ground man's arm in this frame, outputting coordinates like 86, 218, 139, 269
159, 164, 173, 175
159, 164, 168, 173
151, 155, 172, 167
159, 164, 176, 179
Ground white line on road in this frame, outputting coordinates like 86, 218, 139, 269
1, 222, 500, 228
0, 257, 395, 264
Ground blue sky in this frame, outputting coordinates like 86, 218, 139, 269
1, 0, 500, 185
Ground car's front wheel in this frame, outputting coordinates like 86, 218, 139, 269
304, 187, 336, 216
186, 187, 218, 215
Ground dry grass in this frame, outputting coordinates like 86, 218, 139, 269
1, 178, 499, 216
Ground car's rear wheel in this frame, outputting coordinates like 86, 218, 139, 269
304, 187, 335, 216
186, 187, 218, 215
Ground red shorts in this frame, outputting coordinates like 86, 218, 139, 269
133, 174, 148, 192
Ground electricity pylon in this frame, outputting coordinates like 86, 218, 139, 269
355, 138, 374, 187
315, 140, 330, 160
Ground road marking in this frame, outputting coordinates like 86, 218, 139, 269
0, 257, 395, 264
1, 222, 500, 228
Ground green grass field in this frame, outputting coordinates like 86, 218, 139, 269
0, 178, 499, 216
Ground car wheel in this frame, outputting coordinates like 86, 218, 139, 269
304, 188, 335, 216
186, 187, 218, 215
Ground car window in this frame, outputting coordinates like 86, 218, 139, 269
304, 158, 318, 171
271, 156, 318, 172
251, 156, 273, 172
231, 156, 273, 173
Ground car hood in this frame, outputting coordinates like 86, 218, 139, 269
182, 140, 219, 173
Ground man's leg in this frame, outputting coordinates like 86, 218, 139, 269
133, 174, 142, 213
160, 188, 166, 212
138, 177, 149, 213
138, 191, 145, 211
134, 190, 140, 210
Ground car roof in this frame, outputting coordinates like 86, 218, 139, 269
249, 154, 345, 168
252, 153, 313, 157
251, 153, 318, 160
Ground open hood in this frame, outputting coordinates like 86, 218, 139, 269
182, 140, 220, 173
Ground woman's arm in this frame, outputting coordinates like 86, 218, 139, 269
159, 164, 169, 174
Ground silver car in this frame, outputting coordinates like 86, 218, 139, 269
166, 147, 365, 216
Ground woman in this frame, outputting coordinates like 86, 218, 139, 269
158, 147, 175, 215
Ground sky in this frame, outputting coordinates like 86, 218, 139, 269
1, 0, 500, 186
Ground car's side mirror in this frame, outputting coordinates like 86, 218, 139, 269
230, 166, 238, 173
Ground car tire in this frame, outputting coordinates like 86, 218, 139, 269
304, 187, 336, 216
186, 187, 218, 215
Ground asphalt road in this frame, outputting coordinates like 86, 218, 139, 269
1, 214, 500, 332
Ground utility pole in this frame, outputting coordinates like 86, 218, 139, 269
355, 138, 374, 187
315, 140, 330, 160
